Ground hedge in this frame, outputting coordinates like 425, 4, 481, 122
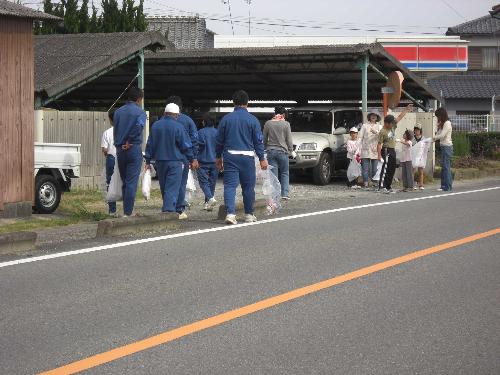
467, 132, 500, 159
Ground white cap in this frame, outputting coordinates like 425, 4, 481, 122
349, 127, 359, 133
165, 103, 180, 114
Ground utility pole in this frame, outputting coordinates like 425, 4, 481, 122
244, 0, 252, 35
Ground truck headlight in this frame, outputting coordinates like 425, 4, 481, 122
298, 143, 317, 151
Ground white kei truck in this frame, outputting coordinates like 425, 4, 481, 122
34, 143, 81, 214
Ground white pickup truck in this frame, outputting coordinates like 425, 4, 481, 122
34, 143, 81, 214
288, 106, 363, 185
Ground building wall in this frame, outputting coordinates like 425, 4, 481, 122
147, 17, 213, 49
443, 99, 492, 115
0, 17, 34, 214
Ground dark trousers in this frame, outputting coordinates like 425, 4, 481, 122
198, 163, 218, 202
116, 144, 142, 216
105, 154, 117, 214
176, 161, 189, 214
379, 148, 396, 190
156, 160, 184, 213
223, 152, 256, 215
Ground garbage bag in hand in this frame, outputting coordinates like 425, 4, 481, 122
186, 169, 197, 192
260, 166, 282, 215
373, 159, 384, 182
411, 138, 431, 168
142, 169, 152, 200
347, 158, 361, 182
106, 164, 122, 202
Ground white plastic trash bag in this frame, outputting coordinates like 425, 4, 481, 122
255, 156, 267, 185
411, 138, 432, 168
347, 159, 361, 182
142, 169, 152, 200
261, 166, 282, 215
106, 164, 122, 202
373, 159, 384, 182
186, 169, 197, 192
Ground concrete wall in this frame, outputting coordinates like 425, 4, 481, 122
444, 99, 493, 115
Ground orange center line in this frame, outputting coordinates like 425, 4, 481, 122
38, 227, 500, 375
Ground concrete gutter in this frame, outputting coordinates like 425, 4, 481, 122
96, 213, 180, 237
0, 232, 37, 254
217, 199, 269, 220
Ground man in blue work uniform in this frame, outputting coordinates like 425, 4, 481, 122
144, 103, 196, 214
113, 87, 147, 217
166, 96, 198, 220
197, 113, 218, 211
216, 90, 268, 225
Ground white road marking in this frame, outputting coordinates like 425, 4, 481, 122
0, 187, 498, 269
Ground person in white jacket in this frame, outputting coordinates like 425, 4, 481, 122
358, 111, 382, 189
346, 127, 361, 189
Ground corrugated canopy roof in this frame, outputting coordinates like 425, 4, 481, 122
447, 14, 500, 35
35, 32, 170, 101
50, 43, 439, 109
0, 0, 60, 20
428, 72, 500, 99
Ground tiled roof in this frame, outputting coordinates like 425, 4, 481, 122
428, 72, 500, 99
0, 0, 60, 20
446, 14, 500, 35
35, 32, 170, 98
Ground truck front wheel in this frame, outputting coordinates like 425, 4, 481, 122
312, 152, 332, 185
35, 175, 61, 214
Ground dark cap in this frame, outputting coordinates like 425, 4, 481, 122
384, 115, 396, 124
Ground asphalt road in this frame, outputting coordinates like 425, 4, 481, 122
1, 181, 499, 375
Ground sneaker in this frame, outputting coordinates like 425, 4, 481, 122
282, 196, 290, 201
413, 186, 418, 190
419, 186, 425, 190
208, 197, 217, 207
225, 214, 238, 225
350, 185, 360, 190
178, 212, 188, 220
203, 203, 210, 211
244, 214, 258, 223
437, 188, 444, 192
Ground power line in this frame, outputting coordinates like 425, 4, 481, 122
440, 0, 467, 20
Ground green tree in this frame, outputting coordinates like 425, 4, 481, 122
62, 0, 79, 34
135, 0, 147, 32
120, 0, 135, 32
79, 0, 91, 33
101, 0, 121, 32
90, 3, 101, 32
39, 0, 56, 34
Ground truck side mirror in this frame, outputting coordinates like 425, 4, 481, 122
333, 127, 347, 135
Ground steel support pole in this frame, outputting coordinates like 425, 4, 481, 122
361, 54, 369, 113
138, 49, 145, 109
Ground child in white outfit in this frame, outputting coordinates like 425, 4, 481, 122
399, 129, 414, 192
346, 127, 361, 189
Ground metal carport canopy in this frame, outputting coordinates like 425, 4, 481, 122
58, 43, 440, 109
143, 43, 440, 106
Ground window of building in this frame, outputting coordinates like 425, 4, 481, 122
482, 47, 500, 70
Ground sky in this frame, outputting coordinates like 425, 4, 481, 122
143, 0, 498, 36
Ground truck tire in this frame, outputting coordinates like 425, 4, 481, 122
35, 175, 61, 214
312, 151, 332, 185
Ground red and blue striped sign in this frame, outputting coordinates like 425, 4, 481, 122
383, 45, 468, 71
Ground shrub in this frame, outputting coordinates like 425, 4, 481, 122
451, 132, 470, 157
467, 132, 500, 158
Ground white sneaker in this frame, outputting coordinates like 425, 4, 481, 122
420, 187, 425, 190
203, 203, 210, 211
244, 214, 257, 223
178, 212, 188, 220
413, 186, 418, 190
225, 214, 238, 225
437, 188, 444, 192
208, 197, 217, 208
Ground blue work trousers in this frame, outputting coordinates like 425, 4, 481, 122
267, 149, 289, 198
105, 154, 117, 214
198, 163, 218, 202
156, 160, 184, 212
440, 145, 453, 191
116, 144, 142, 216
176, 161, 189, 214
361, 158, 378, 184
223, 153, 256, 215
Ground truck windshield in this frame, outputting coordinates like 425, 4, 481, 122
288, 111, 332, 133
